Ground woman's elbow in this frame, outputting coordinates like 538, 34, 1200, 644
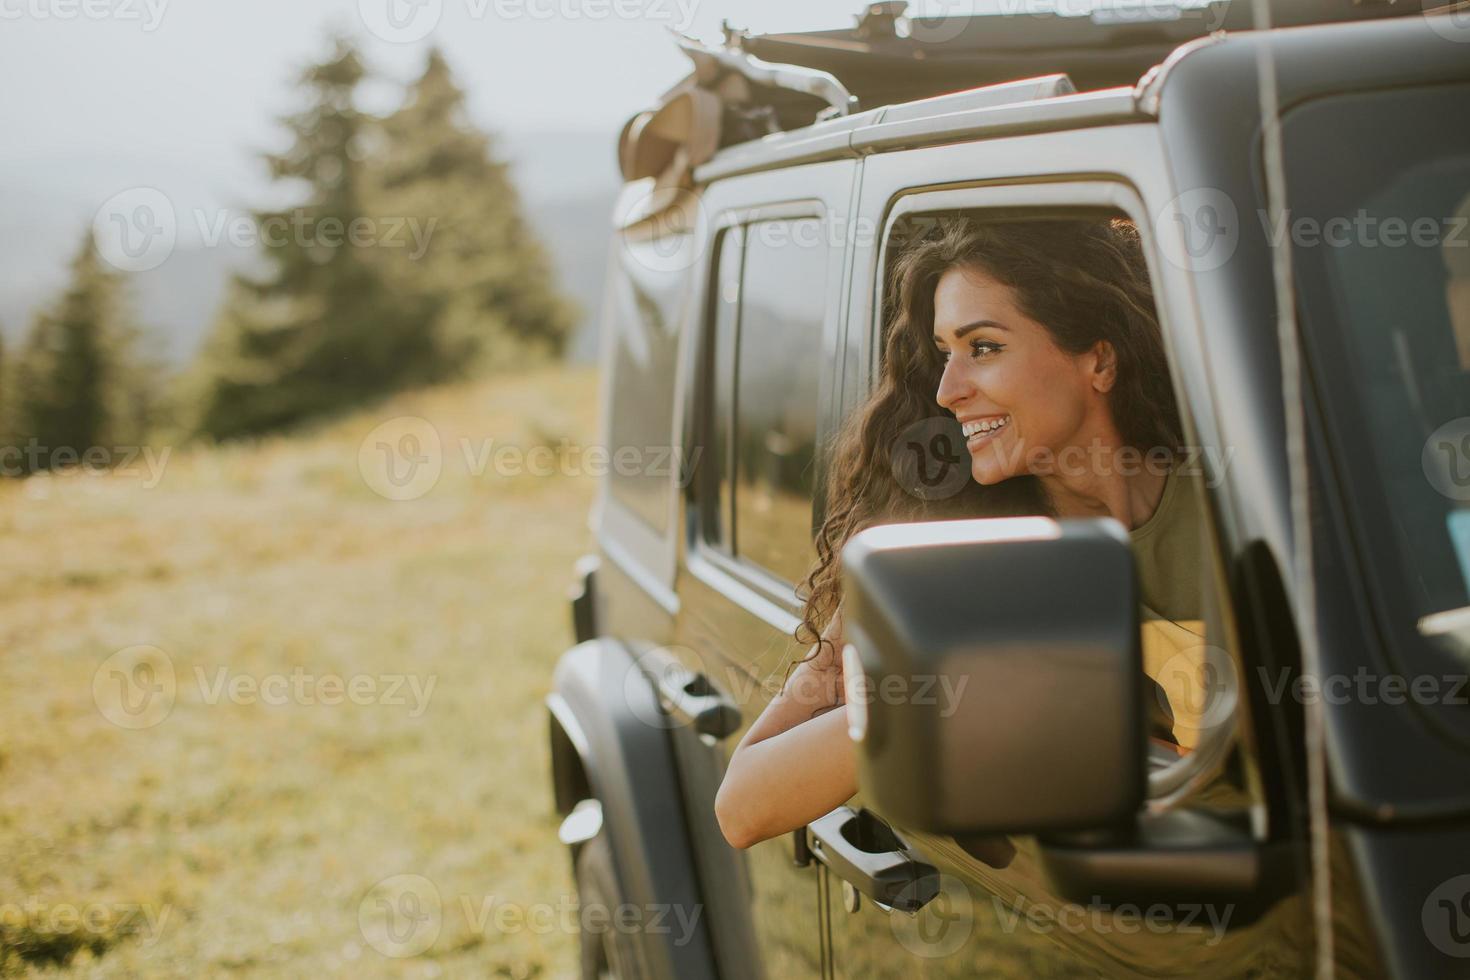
714, 776, 764, 850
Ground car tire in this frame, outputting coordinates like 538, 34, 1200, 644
575, 831, 645, 980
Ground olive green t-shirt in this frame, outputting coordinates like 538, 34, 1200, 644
1129, 464, 1204, 623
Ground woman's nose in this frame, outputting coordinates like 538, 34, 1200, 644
935, 356, 971, 411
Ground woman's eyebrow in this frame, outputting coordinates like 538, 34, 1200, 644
934, 319, 1009, 343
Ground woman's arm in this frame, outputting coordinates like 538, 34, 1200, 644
714, 612, 857, 849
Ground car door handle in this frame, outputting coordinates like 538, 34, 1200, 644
807, 806, 939, 913
654, 666, 741, 740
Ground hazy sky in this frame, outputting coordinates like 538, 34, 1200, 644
0, 0, 945, 182
5, 0, 977, 331
5, 0, 1129, 336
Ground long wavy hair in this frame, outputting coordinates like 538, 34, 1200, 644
795, 215, 1182, 661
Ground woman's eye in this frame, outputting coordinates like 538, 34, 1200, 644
969, 340, 1003, 359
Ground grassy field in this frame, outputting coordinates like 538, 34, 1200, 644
0, 365, 601, 978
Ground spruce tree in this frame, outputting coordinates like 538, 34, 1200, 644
11, 230, 150, 472
194, 37, 434, 440
368, 48, 575, 373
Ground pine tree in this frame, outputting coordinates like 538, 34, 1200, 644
10, 231, 150, 472
194, 37, 435, 440
367, 48, 576, 373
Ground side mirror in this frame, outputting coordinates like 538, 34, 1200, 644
840, 517, 1145, 836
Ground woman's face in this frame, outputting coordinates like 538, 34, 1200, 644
931, 264, 1114, 486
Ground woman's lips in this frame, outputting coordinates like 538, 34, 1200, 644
961, 415, 1011, 450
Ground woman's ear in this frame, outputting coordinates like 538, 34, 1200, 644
1091, 340, 1118, 394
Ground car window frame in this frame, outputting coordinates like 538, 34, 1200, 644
686, 195, 845, 632
866, 178, 1242, 805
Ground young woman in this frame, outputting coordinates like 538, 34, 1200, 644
714, 216, 1202, 850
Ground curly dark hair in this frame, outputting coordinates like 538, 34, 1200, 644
794, 215, 1182, 662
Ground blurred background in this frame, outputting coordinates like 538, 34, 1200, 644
0, 1, 935, 976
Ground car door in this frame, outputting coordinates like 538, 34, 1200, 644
667, 158, 858, 979
817, 123, 1313, 978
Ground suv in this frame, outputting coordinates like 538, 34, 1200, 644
547, 3, 1470, 977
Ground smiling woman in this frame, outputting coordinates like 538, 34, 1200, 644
715, 214, 1212, 848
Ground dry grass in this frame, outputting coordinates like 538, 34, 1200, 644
0, 365, 600, 978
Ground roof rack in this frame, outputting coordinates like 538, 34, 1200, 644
616, 0, 1426, 189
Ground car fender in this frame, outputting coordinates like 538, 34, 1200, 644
547, 638, 717, 980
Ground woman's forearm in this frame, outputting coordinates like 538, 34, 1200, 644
714, 707, 856, 849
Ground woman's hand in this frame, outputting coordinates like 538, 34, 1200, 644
714, 610, 857, 849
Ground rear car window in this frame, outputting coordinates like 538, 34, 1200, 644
1286, 82, 1470, 662
704, 217, 827, 585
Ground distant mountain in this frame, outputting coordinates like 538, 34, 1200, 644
531, 192, 618, 364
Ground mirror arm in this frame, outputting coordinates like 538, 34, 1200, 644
1037, 810, 1301, 928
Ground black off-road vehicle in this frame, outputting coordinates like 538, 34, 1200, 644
547, 2, 1470, 976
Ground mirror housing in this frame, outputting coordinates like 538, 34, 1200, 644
841, 517, 1146, 836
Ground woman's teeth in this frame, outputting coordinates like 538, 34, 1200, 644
962, 416, 1011, 439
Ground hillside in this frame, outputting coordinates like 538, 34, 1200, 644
0, 365, 600, 977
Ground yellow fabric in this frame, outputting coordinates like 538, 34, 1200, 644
1140, 615, 1209, 751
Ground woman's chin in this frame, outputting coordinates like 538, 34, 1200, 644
968, 460, 1015, 486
